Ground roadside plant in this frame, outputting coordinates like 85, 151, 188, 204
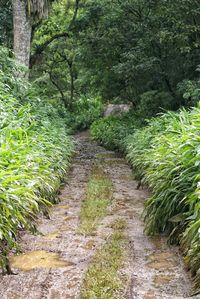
0, 47, 74, 272
90, 103, 200, 293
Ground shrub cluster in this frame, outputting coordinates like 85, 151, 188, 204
0, 48, 73, 268
90, 112, 142, 151
90, 107, 200, 292
69, 96, 103, 131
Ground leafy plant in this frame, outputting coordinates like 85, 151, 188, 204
127, 107, 200, 293
90, 111, 142, 151
0, 47, 74, 271
71, 96, 103, 131
90, 102, 200, 293
177, 78, 200, 107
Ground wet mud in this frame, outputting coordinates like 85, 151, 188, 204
0, 132, 196, 299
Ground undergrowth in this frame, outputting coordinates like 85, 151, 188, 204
0, 48, 74, 271
90, 112, 142, 151
90, 105, 200, 293
68, 96, 103, 132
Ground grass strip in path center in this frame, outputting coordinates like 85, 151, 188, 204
78, 165, 113, 235
80, 218, 127, 299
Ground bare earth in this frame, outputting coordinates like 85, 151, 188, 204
0, 132, 197, 299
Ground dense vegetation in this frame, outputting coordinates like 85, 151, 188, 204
91, 108, 200, 292
76, 0, 200, 110
2, 0, 199, 115
68, 96, 103, 131
0, 0, 200, 293
0, 48, 73, 271
91, 112, 142, 151
6, 0, 196, 115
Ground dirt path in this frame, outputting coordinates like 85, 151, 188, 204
0, 132, 194, 299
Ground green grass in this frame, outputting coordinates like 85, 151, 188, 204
80, 220, 127, 299
109, 218, 127, 230
79, 166, 113, 235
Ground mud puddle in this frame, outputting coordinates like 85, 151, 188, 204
0, 131, 195, 299
10, 251, 74, 271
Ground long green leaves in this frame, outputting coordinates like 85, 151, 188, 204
126, 108, 200, 293
91, 112, 142, 151
0, 47, 73, 270
91, 106, 200, 292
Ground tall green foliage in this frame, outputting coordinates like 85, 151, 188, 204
1, 0, 200, 117
0, 48, 73, 269
31, 0, 80, 108
126, 108, 200, 292
70, 96, 103, 130
91, 112, 142, 151
90, 106, 200, 293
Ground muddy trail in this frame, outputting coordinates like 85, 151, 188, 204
0, 132, 196, 299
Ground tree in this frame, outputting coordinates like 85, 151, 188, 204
12, 0, 48, 68
0, 0, 13, 48
31, 0, 81, 108
76, 0, 200, 111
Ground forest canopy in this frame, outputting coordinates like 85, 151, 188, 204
0, 0, 199, 116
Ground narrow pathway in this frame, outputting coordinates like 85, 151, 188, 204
0, 132, 193, 299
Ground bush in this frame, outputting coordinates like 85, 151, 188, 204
91, 102, 200, 292
127, 107, 200, 292
137, 90, 174, 119
177, 78, 200, 107
0, 48, 74, 269
126, 114, 171, 181
70, 96, 103, 131
90, 111, 142, 151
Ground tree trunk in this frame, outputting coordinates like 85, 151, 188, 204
67, 59, 75, 110
12, 0, 32, 69
69, 65, 75, 107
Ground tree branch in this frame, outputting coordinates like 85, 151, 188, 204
30, 32, 69, 67
30, 0, 81, 68
68, 0, 80, 30
47, 65, 66, 107
31, 20, 43, 42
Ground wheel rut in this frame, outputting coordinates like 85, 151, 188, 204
0, 132, 194, 299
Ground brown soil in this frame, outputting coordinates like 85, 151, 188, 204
0, 132, 196, 299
